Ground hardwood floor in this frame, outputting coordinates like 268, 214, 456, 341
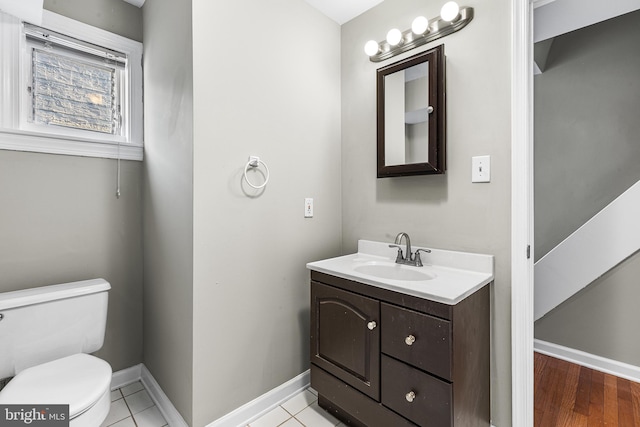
534, 352, 640, 426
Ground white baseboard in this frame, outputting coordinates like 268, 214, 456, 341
141, 364, 189, 427
534, 339, 640, 383
206, 370, 310, 427
111, 367, 495, 427
110, 363, 142, 390
110, 363, 188, 427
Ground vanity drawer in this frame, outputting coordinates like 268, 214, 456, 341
381, 355, 452, 427
381, 302, 451, 380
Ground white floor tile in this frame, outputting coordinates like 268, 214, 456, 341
110, 389, 123, 402
120, 381, 145, 397
281, 390, 317, 416
133, 405, 167, 427
248, 406, 292, 427
108, 417, 137, 427
125, 389, 155, 414
307, 387, 318, 396
280, 418, 304, 427
295, 402, 340, 427
100, 398, 131, 427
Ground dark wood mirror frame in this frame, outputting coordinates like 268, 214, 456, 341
376, 45, 446, 178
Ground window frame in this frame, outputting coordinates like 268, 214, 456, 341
0, 10, 143, 161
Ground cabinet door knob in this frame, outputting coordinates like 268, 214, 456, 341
405, 335, 416, 346
367, 321, 377, 330
406, 391, 416, 403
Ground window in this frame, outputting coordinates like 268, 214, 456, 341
0, 10, 143, 160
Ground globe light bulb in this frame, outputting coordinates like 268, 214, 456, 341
386, 28, 403, 46
440, 1, 460, 22
411, 16, 429, 35
364, 40, 380, 56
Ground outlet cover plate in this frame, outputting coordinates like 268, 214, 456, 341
305, 198, 313, 218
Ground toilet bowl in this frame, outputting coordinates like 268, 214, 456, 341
0, 279, 112, 426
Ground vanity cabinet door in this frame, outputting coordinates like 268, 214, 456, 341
311, 281, 380, 400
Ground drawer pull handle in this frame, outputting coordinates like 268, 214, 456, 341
367, 321, 377, 330
405, 335, 416, 346
406, 391, 416, 403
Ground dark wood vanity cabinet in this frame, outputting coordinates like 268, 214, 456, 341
310, 271, 490, 427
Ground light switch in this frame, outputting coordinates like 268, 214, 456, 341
472, 155, 491, 183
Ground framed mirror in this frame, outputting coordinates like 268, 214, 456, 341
376, 45, 445, 178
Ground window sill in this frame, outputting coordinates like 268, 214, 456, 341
0, 129, 143, 161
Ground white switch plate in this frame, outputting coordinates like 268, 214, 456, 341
304, 198, 313, 218
472, 155, 491, 183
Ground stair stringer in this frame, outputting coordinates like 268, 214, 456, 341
534, 180, 640, 320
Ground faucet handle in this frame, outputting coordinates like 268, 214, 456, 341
388, 244, 405, 262
414, 248, 432, 267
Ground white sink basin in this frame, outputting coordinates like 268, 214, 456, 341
353, 262, 436, 281
307, 240, 494, 305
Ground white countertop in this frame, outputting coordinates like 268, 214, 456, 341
307, 240, 494, 305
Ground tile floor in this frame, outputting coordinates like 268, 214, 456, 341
101, 381, 168, 427
246, 387, 346, 427
102, 383, 340, 427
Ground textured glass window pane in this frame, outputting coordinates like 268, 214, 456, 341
32, 49, 116, 134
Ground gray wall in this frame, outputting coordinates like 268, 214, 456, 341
341, 0, 512, 425
0, 0, 143, 374
0, 152, 143, 372
142, 0, 194, 424
44, 0, 142, 42
535, 250, 640, 365
534, 10, 640, 259
191, 0, 342, 424
534, 12, 640, 363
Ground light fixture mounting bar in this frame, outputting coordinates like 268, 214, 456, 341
369, 6, 474, 62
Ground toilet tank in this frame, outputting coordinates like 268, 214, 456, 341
0, 279, 110, 379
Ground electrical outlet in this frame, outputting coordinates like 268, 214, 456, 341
472, 155, 491, 183
305, 198, 313, 218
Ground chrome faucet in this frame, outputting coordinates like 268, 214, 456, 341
390, 232, 412, 263
389, 232, 431, 267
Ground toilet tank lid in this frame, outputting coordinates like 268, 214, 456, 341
0, 279, 110, 310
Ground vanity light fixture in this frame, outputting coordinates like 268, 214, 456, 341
411, 16, 430, 35
440, 1, 461, 22
386, 28, 403, 46
364, 1, 473, 62
364, 40, 380, 56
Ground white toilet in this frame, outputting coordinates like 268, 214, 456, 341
0, 279, 113, 426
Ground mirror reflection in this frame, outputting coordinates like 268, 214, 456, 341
384, 61, 430, 166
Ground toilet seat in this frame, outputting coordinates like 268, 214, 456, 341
0, 353, 112, 421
